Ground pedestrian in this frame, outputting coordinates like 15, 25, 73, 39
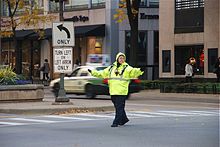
185, 58, 194, 83
214, 57, 220, 82
88, 52, 144, 127
73, 59, 81, 69
40, 59, 50, 81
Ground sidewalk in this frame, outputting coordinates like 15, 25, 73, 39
0, 87, 219, 115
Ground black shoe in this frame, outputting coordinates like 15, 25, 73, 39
111, 124, 118, 127
119, 119, 129, 126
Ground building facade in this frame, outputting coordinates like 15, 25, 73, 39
119, 1, 159, 80
159, 0, 220, 80
1, 0, 159, 80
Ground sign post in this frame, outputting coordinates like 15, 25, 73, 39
52, 22, 74, 103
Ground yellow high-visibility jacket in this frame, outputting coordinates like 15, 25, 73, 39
91, 52, 144, 95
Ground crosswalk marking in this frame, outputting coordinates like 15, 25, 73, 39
0, 110, 218, 127
9, 118, 57, 123
159, 110, 216, 116
190, 111, 219, 115
132, 111, 188, 117
0, 121, 26, 126
42, 115, 94, 120
127, 113, 158, 118
75, 113, 114, 118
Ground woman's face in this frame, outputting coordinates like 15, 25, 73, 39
118, 55, 125, 64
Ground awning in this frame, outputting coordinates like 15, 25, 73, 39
3, 24, 105, 40
74, 24, 105, 37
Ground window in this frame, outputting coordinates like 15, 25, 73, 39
125, 31, 147, 66
139, 0, 159, 8
208, 48, 218, 73
175, 0, 204, 33
176, 0, 204, 10
175, 45, 204, 75
80, 72, 88, 76
92, 0, 105, 8
162, 50, 171, 72
149, 0, 159, 7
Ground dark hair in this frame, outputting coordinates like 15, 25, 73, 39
45, 59, 48, 62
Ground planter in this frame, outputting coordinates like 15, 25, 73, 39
0, 84, 44, 102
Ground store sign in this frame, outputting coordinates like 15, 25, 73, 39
64, 15, 89, 22
72, 15, 89, 22
53, 47, 73, 73
52, 22, 75, 47
140, 13, 159, 19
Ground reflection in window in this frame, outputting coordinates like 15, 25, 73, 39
125, 31, 147, 66
139, 0, 159, 8
162, 50, 171, 72
175, 45, 204, 75
208, 48, 218, 73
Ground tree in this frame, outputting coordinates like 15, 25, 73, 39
1, 0, 55, 74
114, 0, 140, 66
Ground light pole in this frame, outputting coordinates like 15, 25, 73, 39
0, 0, 2, 64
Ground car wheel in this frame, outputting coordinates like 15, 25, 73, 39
85, 84, 96, 99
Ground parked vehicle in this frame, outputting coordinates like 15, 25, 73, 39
50, 66, 142, 99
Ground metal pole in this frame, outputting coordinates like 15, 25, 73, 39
0, 0, 2, 64
55, 0, 70, 103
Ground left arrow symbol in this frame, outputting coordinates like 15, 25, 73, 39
57, 24, 71, 38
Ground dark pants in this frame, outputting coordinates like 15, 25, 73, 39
216, 74, 220, 82
43, 73, 49, 81
111, 95, 128, 125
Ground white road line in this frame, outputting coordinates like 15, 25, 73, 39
9, 118, 56, 123
132, 111, 188, 117
75, 113, 114, 118
159, 110, 216, 116
190, 110, 219, 115
127, 113, 158, 118
42, 115, 94, 120
0, 121, 26, 125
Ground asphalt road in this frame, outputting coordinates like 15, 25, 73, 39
0, 108, 219, 147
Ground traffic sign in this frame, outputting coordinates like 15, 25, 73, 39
53, 47, 73, 73
52, 22, 75, 47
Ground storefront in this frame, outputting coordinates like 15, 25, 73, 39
1, 23, 105, 79
159, 0, 220, 80
1, 34, 41, 79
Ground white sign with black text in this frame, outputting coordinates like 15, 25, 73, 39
53, 47, 73, 73
52, 22, 75, 47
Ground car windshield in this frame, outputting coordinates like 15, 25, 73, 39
70, 68, 80, 77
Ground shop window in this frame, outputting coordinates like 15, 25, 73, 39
208, 48, 218, 73
139, 0, 159, 8
0, 41, 15, 69
125, 31, 147, 66
162, 50, 171, 72
175, 45, 204, 75
175, 0, 204, 33
149, 0, 159, 8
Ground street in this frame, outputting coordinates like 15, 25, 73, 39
0, 99, 219, 147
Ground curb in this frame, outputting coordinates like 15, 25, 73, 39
0, 106, 114, 115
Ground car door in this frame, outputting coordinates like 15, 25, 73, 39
64, 68, 82, 93
74, 69, 91, 93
